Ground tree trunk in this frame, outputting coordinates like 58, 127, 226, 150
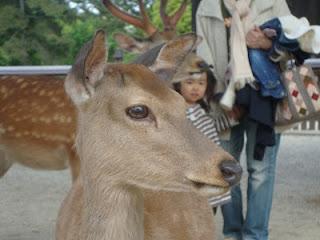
19, 0, 25, 14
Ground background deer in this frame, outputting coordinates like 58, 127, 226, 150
56, 29, 241, 240
102, 0, 189, 53
0, 75, 79, 178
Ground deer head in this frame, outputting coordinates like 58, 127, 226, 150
58, 29, 242, 240
102, 0, 189, 53
66, 29, 241, 197
102, 0, 212, 87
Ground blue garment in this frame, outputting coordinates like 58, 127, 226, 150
248, 18, 310, 99
236, 85, 278, 160
221, 119, 281, 240
260, 18, 300, 52
248, 49, 285, 99
260, 18, 310, 65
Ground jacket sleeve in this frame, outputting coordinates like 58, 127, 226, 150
196, 16, 214, 70
196, 10, 229, 93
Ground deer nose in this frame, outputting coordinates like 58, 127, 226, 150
219, 160, 242, 186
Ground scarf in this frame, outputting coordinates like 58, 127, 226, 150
220, 0, 256, 110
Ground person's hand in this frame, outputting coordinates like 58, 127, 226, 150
224, 17, 232, 28
246, 26, 272, 50
225, 105, 245, 121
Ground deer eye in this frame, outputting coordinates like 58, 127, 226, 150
126, 105, 149, 120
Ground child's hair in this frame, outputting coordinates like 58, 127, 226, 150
173, 69, 217, 112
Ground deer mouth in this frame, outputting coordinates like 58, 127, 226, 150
187, 179, 230, 197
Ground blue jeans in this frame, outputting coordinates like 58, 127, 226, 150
221, 119, 281, 240
248, 49, 285, 99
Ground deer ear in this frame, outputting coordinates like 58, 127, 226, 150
149, 33, 200, 83
114, 32, 150, 53
65, 29, 107, 105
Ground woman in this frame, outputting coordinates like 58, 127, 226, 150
196, 0, 291, 239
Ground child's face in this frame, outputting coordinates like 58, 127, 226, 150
180, 73, 207, 105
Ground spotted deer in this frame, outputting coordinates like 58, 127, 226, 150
55, 29, 241, 240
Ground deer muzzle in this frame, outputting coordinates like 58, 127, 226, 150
185, 160, 242, 197
219, 160, 242, 186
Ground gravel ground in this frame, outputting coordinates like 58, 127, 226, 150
214, 134, 320, 239
0, 135, 319, 240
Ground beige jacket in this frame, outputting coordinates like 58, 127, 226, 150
196, 0, 291, 93
196, 0, 292, 135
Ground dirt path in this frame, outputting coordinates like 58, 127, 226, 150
0, 135, 319, 240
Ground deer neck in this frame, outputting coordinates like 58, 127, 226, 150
83, 181, 144, 240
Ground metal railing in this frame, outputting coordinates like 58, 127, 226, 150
1, 59, 320, 134
286, 120, 320, 135
0, 65, 70, 75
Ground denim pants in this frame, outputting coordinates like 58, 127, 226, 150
220, 118, 281, 240
248, 49, 285, 99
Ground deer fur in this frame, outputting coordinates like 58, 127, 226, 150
0, 75, 79, 178
0, 41, 206, 182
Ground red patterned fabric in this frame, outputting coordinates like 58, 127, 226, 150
276, 64, 320, 125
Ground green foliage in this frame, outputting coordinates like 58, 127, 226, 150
0, 0, 73, 65
0, 0, 128, 65
0, 0, 192, 66
0, 6, 27, 34
27, 0, 66, 17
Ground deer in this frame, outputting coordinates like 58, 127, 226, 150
55, 29, 241, 240
95, 3, 235, 240
0, 38, 225, 240
0, 1, 238, 239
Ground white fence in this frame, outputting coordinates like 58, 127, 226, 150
285, 59, 320, 135
286, 120, 320, 135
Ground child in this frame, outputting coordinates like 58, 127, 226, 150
173, 70, 231, 209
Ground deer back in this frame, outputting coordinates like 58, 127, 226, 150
0, 75, 78, 176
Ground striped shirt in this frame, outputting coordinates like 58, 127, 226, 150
186, 104, 220, 145
186, 104, 231, 207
